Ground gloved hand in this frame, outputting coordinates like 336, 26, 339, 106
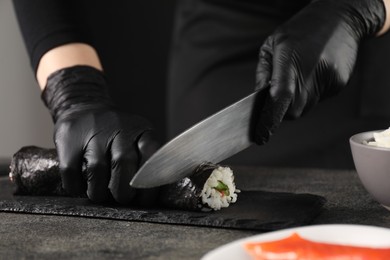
42, 65, 159, 205
254, 0, 386, 144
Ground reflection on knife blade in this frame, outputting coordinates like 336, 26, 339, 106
130, 91, 262, 188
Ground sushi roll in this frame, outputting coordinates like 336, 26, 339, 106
9, 146, 239, 211
9, 146, 67, 196
159, 162, 239, 211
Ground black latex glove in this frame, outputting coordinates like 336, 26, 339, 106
42, 66, 159, 205
255, 0, 386, 144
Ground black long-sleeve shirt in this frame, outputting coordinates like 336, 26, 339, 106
12, 0, 311, 73
12, 0, 91, 72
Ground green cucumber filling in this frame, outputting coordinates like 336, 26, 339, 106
213, 180, 230, 196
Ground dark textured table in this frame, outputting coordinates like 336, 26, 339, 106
1, 166, 389, 259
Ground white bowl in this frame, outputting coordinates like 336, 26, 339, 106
350, 130, 390, 209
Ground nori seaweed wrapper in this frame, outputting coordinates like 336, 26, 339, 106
9, 147, 233, 212
9, 146, 67, 196
159, 163, 221, 212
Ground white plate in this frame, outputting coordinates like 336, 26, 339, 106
201, 224, 390, 260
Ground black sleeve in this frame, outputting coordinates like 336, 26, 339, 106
12, 0, 92, 72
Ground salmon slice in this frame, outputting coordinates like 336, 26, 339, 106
244, 232, 390, 260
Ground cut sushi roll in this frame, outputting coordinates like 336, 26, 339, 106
9, 147, 239, 211
159, 162, 239, 211
201, 164, 239, 210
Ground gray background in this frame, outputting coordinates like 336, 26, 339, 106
0, 0, 53, 162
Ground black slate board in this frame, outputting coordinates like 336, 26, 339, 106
0, 177, 326, 231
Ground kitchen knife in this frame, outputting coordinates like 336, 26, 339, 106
130, 90, 263, 188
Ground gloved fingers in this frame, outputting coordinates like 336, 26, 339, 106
137, 131, 161, 167
254, 93, 291, 145
254, 49, 296, 145
292, 79, 325, 118
285, 85, 308, 119
109, 132, 139, 205
287, 68, 325, 118
55, 131, 86, 195
132, 131, 161, 207
255, 37, 273, 91
83, 137, 112, 203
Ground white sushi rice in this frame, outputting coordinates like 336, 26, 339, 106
366, 127, 390, 148
200, 166, 239, 211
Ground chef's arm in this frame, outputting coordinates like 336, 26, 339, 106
12, 0, 92, 77
12, 0, 102, 88
378, 0, 390, 35
36, 43, 103, 89
12, 0, 159, 205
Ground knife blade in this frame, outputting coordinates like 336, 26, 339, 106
130, 90, 263, 188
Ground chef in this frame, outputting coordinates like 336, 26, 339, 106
11, 0, 390, 205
